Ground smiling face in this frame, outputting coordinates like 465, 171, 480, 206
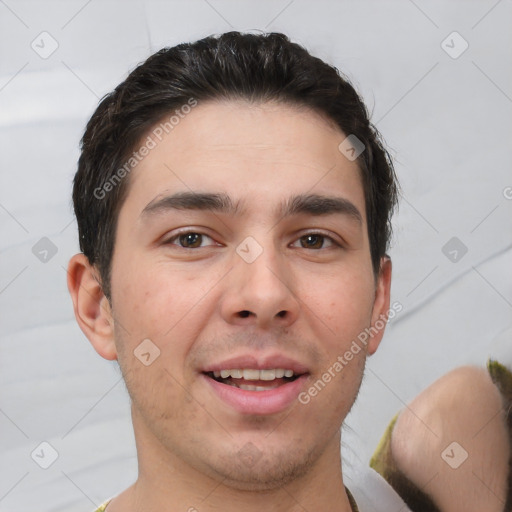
82, 100, 391, 491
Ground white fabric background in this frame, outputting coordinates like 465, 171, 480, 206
0, 1, 511, 510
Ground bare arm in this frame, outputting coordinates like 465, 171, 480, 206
390, 365, 509, 512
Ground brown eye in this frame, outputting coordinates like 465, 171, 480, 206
165, 231, 216, 249
164, 230, 221, 250
291, 232, 342, 251
299, 234, 330, 249
179, 232, 203, 248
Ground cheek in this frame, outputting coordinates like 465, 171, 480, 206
298, 344, 366, 435
112, 259, 189, 331
302, 269, 375, 341
111, 260, 221, 369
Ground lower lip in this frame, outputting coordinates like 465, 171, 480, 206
203, 374, 308, 415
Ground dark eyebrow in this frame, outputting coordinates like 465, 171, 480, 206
140, 191, 362, 226
279, 193, 362, 225
140, 192, 241, 218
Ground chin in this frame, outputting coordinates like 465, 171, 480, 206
205, 447, 316, 491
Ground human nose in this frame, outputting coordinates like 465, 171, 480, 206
218, 237, 300, 330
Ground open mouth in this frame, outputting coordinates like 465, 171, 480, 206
204, 368, 302, 391
202, 364, 310, 414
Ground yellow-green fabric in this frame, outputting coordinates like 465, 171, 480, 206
346, 486, 359, 511
93, 500, 110, 512
487, 359, 512, 512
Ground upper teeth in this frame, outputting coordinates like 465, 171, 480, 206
213, 369, 295, 380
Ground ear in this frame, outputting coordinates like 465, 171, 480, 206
367, 256, 392, 356
67, 253, 117, 360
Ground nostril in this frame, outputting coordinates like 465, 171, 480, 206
237, 310, 287, 319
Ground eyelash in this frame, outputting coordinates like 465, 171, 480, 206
164, 230, 342, 250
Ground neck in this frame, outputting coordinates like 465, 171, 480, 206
108, 416, 354, 512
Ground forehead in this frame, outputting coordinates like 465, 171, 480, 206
121, 100, 366, 222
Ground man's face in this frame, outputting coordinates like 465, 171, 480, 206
108, 100, 389, 489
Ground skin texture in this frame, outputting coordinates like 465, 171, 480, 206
391, 366, 510, 512
67, 100, 392, 512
